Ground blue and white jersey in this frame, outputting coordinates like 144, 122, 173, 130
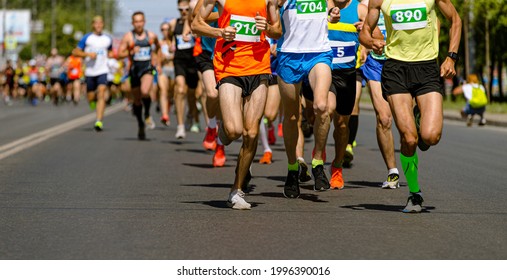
77, 32, 113, 77
277, 0, 331, 53
327, 0, 360, 70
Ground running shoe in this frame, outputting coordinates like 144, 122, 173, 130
268, 125, 276, 145
145, 116, 156, 130
403, 192, 424, 213
312, 165, 330, 191
259, 151, 272, 164
217, 121, 232, 146
160, 115, 170, 126
343, 145, 354, 168
277, 123, 283, 137
138, 125, 146, 140
479, 118, 486, 126
175, 124, 186, 139
297, 158, 312, 183
202, 127, 217, 151
284, 170, 300, 198
94, 121, 103, 132
213, 144, 226, 167
381, 173, 400, 189
227, 189, 251, 210
190, 123, 201, 133
330, 165, 344, 190
353, 140, 357, 148
414, 105, 430, 151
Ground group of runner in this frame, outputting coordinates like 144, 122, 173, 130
0, 0, 462, 213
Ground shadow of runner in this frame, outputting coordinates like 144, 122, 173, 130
181, 200, 263, 209
341, 204, 435, 213
250, 191, 328, 203
182, 163, 234, 168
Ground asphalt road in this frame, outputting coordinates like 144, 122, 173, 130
0, 100, 506, 260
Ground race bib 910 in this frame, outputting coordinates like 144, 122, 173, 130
230, 14, 261, 42
390, 2, 428, 30
296, 0, 327, 20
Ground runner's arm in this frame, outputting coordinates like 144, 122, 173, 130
359, 0, 385, 53
117, 33, 131, 60
264, 0, 282, 39
192, 0, 219, 23
437, 0, 461, 78
191, 0, 227, 39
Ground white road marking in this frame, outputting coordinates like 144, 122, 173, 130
0, 103, 124, 161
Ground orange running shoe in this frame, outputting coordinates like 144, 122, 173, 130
277, 123, 283, 137
213, 144, 226, 167
259, 151, 272, 164
203, 127, 217, 151
330, 164, 344, 190
160, 115, 170, 126
268, 125, 276, 145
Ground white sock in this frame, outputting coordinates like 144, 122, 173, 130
259, 118, 271, 153
208, 117, 217, 129
297, 157, 305, 163
388, 168, 399, 175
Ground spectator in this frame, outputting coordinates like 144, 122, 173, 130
453, 74, 488, 126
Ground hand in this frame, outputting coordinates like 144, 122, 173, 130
371, 39, 386, 55
440, 57, 456, 78
130, 46, 140, 56
255, 12, 268, 31
354, 21, 364, 32
221, 26, 237, 41
328, 7, 340, 23
88, 52, 97, 59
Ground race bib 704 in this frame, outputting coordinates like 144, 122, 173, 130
296, 0, 327, 20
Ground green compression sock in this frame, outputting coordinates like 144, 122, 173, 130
400, 152, 421, 193
311, 159, 324, 169
288, 162, 299, 171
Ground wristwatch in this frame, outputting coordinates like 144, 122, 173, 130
448, 52, 459, 62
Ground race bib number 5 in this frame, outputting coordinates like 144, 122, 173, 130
390, 2, 428, 30
230, 15, 261, 42
330, 41, 356, 64
296, 0, 327, 20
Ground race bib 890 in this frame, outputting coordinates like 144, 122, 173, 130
390, 2, 428, 30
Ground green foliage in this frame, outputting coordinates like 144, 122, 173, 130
5, 0, 118, 59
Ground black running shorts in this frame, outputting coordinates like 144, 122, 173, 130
301, 68, 356, 116
195, 50, 214, 73
174, 57, 199, 89
381, 59, 444, 99
216, 74, 270, 98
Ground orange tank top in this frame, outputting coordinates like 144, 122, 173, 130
67, 56, 82, 80
214, 0, 271, 81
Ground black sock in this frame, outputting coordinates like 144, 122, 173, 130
348, 115, 359, 145
133, 104, 144, 128
142, 97, 151, 119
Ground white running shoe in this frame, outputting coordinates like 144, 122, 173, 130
227, 190, 251, 210
175, 124, 186, 139
145, 116, 156, 130
381, 173, 400, 189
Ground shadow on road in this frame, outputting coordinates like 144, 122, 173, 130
347, 180, 407, 188
181, 200, 263, 209
115, 137, 153, 142
181, 183, 230, 188
250, 191, 328, 203
182, 163, 234, 168
176, 148, 210, 155
341, 204, 435, 213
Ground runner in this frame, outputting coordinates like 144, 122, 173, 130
190, 0, 227, 167
325, 0, 365, 190
169, 0, 199, 139
158, 21, 176, 127
358, 0, 399, 188
277, 0, 340, 197
64, 53, 83, 105
360, 0, 461, 212
46, 48, 66, 105
118, 11, 160, 140
73, 15, 114, 131
193, 0, 281, 209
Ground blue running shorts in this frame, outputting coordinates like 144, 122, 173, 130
361, 55, 385, 82
276, 51, 333, 84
